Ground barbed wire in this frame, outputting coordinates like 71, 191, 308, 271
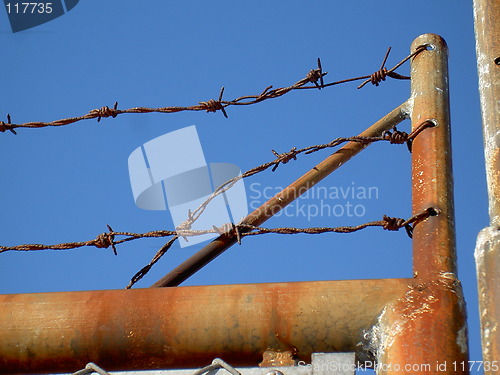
125, 207, 438, 288
0, 44, 432, 291
125, 119, 432, 288
0, 119, 434, 287
173, 119, 434, 237
0, 208, 437, 254
0, 207, 439, 289
0, 46, 425, 134
0, 121, 431, 255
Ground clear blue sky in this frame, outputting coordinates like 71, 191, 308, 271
0, 1, 488, 374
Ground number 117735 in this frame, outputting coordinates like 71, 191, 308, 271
5, 3, 53, 14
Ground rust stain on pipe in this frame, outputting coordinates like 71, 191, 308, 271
409, 34, 456, 280
0, 279, 408, 374
373, 275, 468, 375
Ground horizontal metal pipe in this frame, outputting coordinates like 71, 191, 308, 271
152, 103, 409, 287
0, 278, 409, 374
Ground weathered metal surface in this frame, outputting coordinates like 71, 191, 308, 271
152, 103, 409, 287
374, 33, 468, 374
473, 0, 500, 372
0, 279, 408, 374
475, 228, 500, 374
473, 0, 500, 226
409, 34, 456, 280
375, 275, 468, 375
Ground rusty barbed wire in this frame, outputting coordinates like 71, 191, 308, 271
2, 208, 435, 254
0, 119, 435, 277
1, 44, 432, 290
0, 208, 438, 288
125, 207, 438, 288
0, 119, 435, 288
0, 114, 16, 134
174, 119, 435, 238
0, 46, 426, 134
357, 47, 412, 89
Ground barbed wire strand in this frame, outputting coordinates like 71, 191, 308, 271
129, 207, 439, 288
0, 46, 426, 134
0, 208, 436, 254
0, 46, 432, 290
0, 120, 433, 253
0, 119, 434, 288
0, 208, 439, 291
0, 119, 435, 288
174, 119, 435, 237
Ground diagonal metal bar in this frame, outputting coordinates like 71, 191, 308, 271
151, 102, 409, 287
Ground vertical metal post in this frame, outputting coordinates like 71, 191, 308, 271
377, 34, 468, 375
473, 0, 500, 371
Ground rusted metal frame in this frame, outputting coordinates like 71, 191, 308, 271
0, 278, 410, 374
151, 103, 409, 287
374, 34, 469, 375
473, 0, 500, 372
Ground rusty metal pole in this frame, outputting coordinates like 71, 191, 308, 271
152, 104, 409, 287
473, 0, 500, 371
0, 278, 409, 374
376, 34, 469, 375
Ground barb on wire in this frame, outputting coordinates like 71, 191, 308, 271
357, 46, 423, 89
199, 86, 228, 118
382, 119, 436, 152
3, 46, 426, 134
0, 114, 17, 134
306, 57, 326, 90
91, 101, 119, 122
